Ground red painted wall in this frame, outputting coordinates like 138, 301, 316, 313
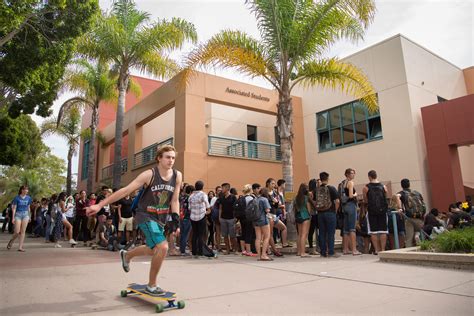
421, 94, 474, 210
78, 76, 163, 186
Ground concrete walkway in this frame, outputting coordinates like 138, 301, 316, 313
0, 233, 472, 315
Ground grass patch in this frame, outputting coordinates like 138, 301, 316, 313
419, 227, 474, 253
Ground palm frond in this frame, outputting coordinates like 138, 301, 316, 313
289, 0, 375, 64
292, 58, 377, 113
136, 17, 197, 54
128, 77, 142, 98
136, 52, 181, 80
81, 128, 106, 145
182, 30, 280, 91
246, 0, 296, 60
57, 97, 91, 127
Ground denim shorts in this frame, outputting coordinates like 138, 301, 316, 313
220, 218, 236, 237
138, 221, 166, 249
15, 212, 30, 222
342, 202, 357, 234
254, 213, 269, 227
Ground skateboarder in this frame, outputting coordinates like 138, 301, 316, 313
86, 145, 182, 296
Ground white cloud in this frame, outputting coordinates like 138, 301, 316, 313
34, 0, 472, 176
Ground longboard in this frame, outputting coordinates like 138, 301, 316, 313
121, 283, 185, 313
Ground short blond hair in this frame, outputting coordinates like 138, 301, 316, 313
242, 184, 252, 195
155, 144, 176, 161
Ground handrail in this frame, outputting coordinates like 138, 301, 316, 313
133, 137, 174, 169
208, 135, 281, 162
101, 158, 128, 180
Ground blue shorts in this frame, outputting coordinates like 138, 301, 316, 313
343, 202, 357, 234
15, 212, 30, 222
138, 221, 166, 249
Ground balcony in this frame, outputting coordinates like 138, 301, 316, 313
208, 135, 281, 162
133, 137, 174, 169
101, 158, 128, 181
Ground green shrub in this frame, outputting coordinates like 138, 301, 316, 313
419, 227, 474, 253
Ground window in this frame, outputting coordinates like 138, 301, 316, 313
316, 96, 382, 151
247, 125, 257, 141
247, 125, 257, 158
81, 140, 90, 180
274, 126, 281, 145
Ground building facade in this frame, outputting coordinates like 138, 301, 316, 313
78, 72, 309, 192
77, 34, 472, 210
294, 34, 473, 210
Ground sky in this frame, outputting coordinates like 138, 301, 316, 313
33, 0, 473, 179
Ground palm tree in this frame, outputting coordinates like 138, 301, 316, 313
182, 0, 378, 191
77, 0, 198, 189
41, 107, 82, 195
57, 59, 117, 193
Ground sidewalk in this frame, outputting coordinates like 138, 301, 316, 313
0, 232, 472, 315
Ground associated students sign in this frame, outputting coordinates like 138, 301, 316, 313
225, 87, 270, 102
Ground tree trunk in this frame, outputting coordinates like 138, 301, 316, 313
277, 88, 294, 193
86, 103, 99, 193
112, 75, 129, 189
66, 147, 73, 196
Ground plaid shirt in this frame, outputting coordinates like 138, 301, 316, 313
188, 191, 210, 221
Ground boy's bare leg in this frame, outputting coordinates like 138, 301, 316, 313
125, 244, 154, 261
148, 241, 168, 287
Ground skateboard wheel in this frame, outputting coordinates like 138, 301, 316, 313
177, 300, 185, 309
120, 290, 127, 297
155, 304, 164, 313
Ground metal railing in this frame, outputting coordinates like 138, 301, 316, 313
133, 137, 174, 169
390, 211, 426, 249
101, 158, 128, 180
208, 135, 281, 162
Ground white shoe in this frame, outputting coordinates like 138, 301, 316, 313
55, 243, 62, 248
69, 239, 77, 245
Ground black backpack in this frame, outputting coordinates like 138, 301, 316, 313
245, 195, 260, 222
338, 180, 349, 205
234, 195, 247, 219
366, 183, 388, 215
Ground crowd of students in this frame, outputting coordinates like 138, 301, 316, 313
3, 170, 473, 256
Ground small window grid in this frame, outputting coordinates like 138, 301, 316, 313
316, 98, 382, 152
81, 140, 90, 180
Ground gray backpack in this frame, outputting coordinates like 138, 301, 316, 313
245, 196, 260, 221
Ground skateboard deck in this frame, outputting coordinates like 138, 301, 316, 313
121, 283, 185, 313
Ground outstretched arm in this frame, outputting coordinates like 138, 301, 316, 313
86, 169, 153, 217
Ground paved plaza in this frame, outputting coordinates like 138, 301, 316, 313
0, 233, 472, 315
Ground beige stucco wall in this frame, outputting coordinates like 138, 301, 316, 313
401, 36, 468, 205
207, 102, 276, 142
141, 108, 175, 148
459, 145, 474, 189
96, 71, 309, 192
294, 34, 468, 208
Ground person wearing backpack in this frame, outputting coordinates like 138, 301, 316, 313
362, 170, 388, 255
339, 168, 362, 256
398, 178, 426, 247
316, 172, 340, 257
234, 185, 257, 257
254, 186, 272, 261
307, 179, 321, 255
179, 185, 194, 256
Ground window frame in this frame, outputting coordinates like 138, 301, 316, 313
81, 140, 90, 180
315, 97, 382, 152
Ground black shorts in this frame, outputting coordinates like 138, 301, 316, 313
367, 213, 388, 235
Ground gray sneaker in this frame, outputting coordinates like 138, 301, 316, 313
145, 285, 164, 296
120, 250, 130, 272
